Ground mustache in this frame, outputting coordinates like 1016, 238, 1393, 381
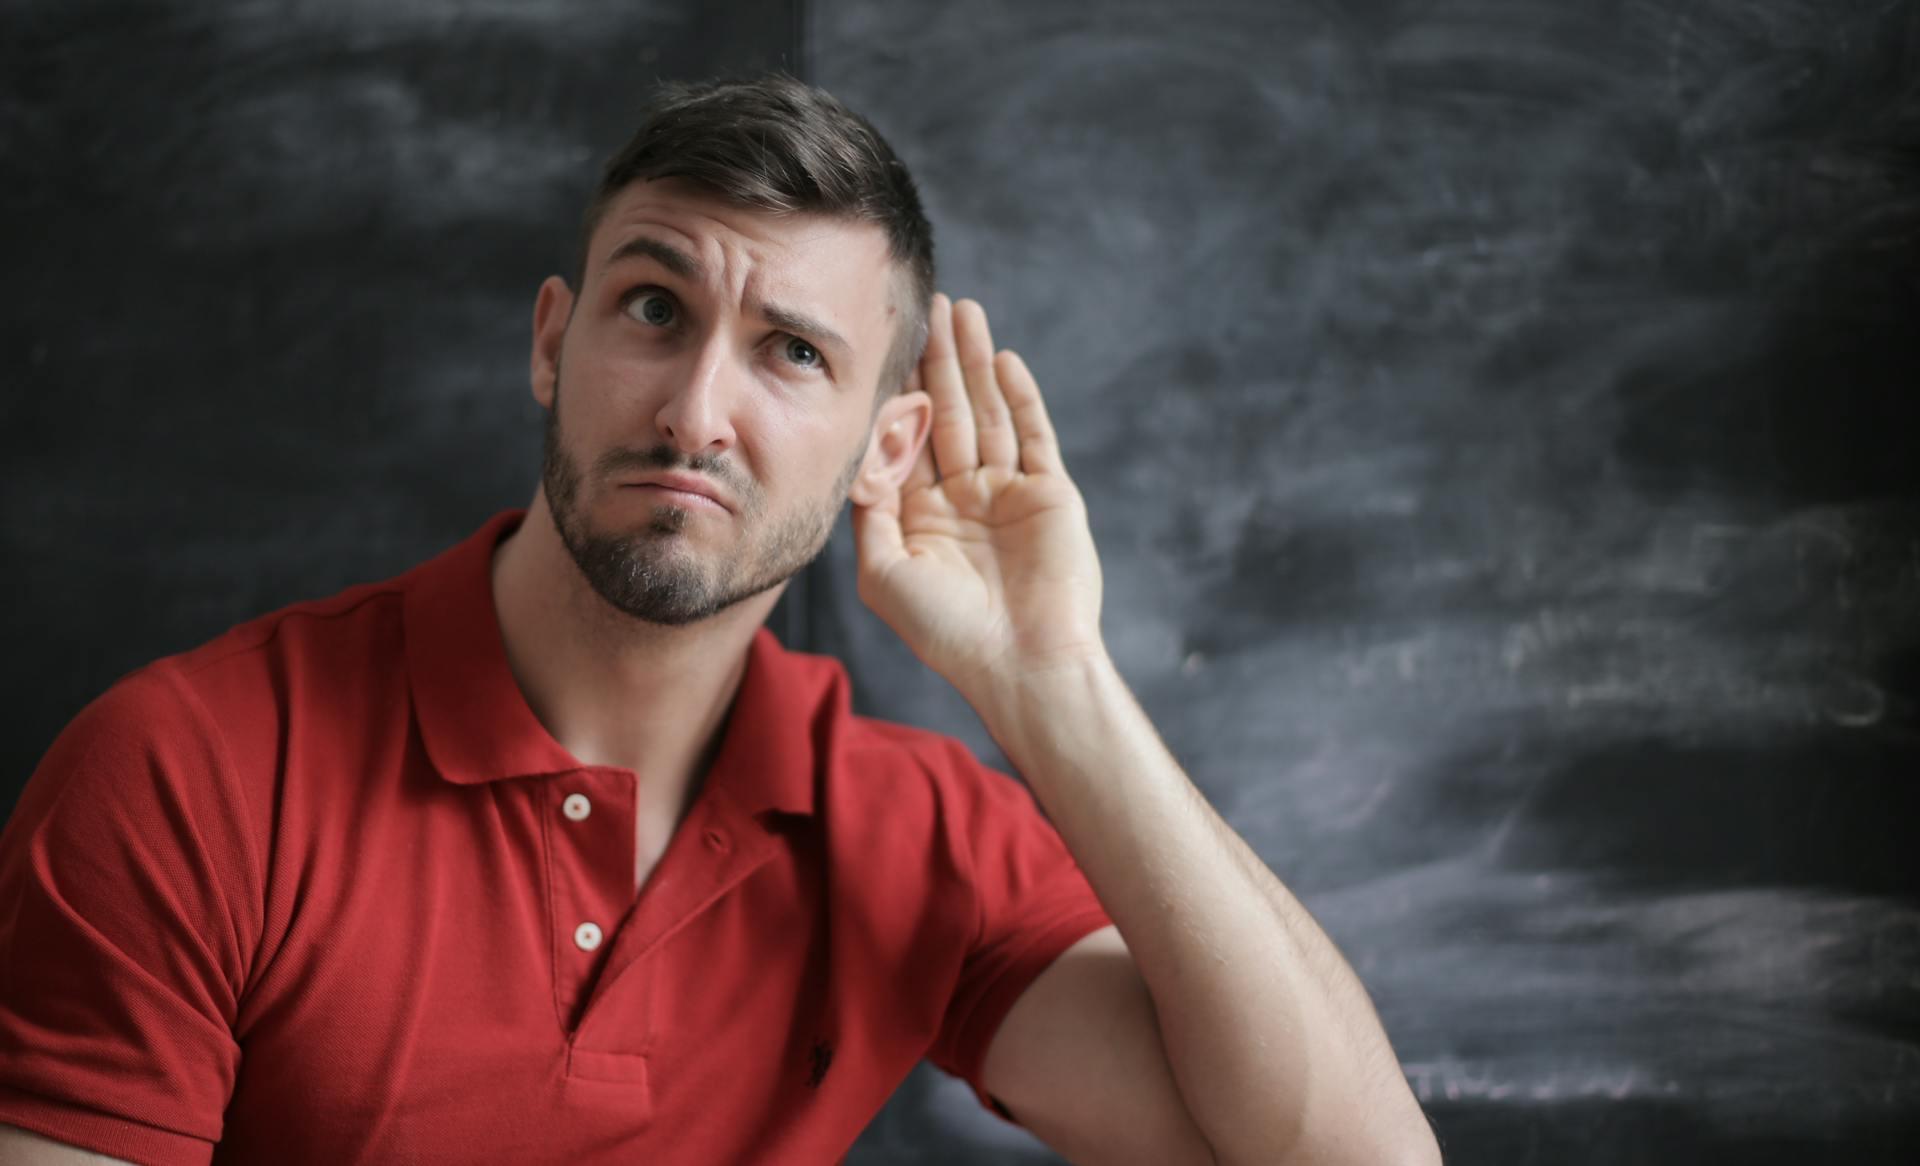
593, 444, 747, 496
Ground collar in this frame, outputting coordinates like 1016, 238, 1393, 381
402, 509, 828, 818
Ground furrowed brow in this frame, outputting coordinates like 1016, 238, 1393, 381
602, 236, 703, 282
760, 302, 851, 362
602, 234, 853, 365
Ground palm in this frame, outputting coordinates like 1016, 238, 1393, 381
851, 295, 1105, 693
887, 466, 1098, 677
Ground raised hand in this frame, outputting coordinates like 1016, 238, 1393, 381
850, 293, 1106, 697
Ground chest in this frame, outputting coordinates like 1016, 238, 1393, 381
635, 811, 673, 892
223, 773, 923, 1164
634, 770, 706, 893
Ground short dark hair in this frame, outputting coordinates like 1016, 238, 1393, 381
576, 72, 936, 402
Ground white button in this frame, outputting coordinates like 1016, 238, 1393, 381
574, 922, 603, 952
562, 793, 592, 821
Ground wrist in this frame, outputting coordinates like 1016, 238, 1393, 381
966, 644, 1131, 766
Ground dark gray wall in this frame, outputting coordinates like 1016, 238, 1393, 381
805, 1, 1920, 1163
6, 0, 1919, 1163
1, 0, 803, 786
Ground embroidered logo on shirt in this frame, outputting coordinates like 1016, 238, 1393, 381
807, 1038, 835, 1088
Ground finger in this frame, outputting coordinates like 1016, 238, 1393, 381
953, 298, 1018, 473
920, 293, 977, 479
993, 349, 1065, 476
850, 499, 908, 598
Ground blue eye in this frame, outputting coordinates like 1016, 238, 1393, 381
784, 337, 822, 370
627, 292, 676, 327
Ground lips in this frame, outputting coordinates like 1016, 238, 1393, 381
620, 472, 731, 512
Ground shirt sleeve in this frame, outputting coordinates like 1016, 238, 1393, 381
922, 743, 1114, 1127
0, 664, 258, 1165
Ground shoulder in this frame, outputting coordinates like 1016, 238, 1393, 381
169, 575, 408, 699
785, 652, 1051, 873
750, 637, 973, 799
23, 660, 215, 807
758, 638, 1029, 803
843, 714, 984, 781
823, 689, 1019, 818
170, 575, 413, 756
16, 577, 410, 838
7, 655, 275, 977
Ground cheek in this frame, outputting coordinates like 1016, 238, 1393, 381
559, 349, 657, 428
745, 409, 867, 499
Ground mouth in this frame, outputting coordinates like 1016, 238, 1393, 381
618, 477, 730, 513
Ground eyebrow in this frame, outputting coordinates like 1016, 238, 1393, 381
601, 235, 853, 362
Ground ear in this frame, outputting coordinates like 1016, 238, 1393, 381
530, 275, 574, 410
848, 389, 932, 508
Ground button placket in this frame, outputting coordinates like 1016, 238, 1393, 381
571, 789, 783, 1043
548, 770, 637, 1030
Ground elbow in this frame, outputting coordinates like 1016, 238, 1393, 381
1393, 1128, 1445, 1166
1375, 1109, 1445, 1166
1214, 1123, 1443, 1166
1231, 1108, 1445, 1166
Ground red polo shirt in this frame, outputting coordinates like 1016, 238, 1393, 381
0, 510, 1113, 1164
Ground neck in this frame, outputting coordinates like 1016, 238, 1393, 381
488, 493, 782, 828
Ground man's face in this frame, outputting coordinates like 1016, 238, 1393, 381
532, 179, 909, 626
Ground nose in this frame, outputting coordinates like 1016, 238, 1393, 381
652, 331, 739, 457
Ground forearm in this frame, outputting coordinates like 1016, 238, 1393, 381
969, 653, 1438, 1166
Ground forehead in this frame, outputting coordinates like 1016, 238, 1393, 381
588, 180, 898, 317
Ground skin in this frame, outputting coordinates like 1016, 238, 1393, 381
538, 346, 869, 628
489, 177, 936, 852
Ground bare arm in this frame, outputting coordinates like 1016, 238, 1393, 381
854, 296, 1438, 1163
976, 656, 1438, 1165
0, 1125, 135, 1166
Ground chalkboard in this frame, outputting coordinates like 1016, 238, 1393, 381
805, 0, 1920, 1162
0, 0, 808, 781
5, 0, 1918, 1163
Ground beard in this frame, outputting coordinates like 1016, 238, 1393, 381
541, 370, 868, 626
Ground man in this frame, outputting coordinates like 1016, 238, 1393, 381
0, 75, 1440, 1164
